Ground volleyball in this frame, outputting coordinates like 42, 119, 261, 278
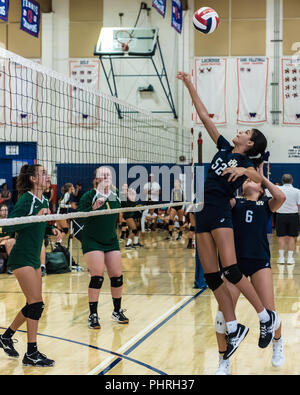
193, 7, 219, 34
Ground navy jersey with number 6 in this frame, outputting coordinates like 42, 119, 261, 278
232, 197, 272, 261
204, 135, 254, 208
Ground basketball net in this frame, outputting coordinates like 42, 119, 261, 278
116, 30, 132, 52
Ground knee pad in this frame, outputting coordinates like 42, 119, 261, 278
189, 226, 195, 232
89, 276, 104, 289
215, 311, 226, 334
21, 303, 29, 318
179, 221, 184, 227
223, 264, 243, 284
169, 220, 174, 226
132, 228, 138, 235
110, 275, 123, 288
121, 222, 126, 227
26, 302, 44, 321
62, 227, 69, 234
204, 272, 223, 291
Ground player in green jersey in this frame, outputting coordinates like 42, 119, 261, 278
0, 164, 61, 367
78, 166, 135, 329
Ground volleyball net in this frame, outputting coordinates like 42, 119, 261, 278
0, 48, 203, 229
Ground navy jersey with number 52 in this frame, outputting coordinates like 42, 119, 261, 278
204, 135, 254, 208
232, 197, 272, 261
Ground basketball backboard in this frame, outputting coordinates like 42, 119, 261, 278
94, 27, 158, 56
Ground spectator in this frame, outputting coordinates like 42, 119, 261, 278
0, 203, 16, 273
275, 174, 300, 264
0, 183, 12, 207
142, 173, 161, 203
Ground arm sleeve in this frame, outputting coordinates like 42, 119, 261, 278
77, 192, 93, 212
2, 195, 34, 232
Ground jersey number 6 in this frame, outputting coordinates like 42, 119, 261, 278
245, 210, 253, 223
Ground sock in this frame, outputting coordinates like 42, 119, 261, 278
113, 297, 121, 312
2, 327, 15, 339
133, 236, 139, 244
288, 250, 294, 259
279, 250, 284, 259
27, 342, 37, 355
258, 308, 270, 323
126, 239, 132, 246
89, 301, 98, 315
226, 320, 238, 334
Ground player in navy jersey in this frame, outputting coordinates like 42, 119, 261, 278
177, 71, 277, 359
215, 163, 286, 374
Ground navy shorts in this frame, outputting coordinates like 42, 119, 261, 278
237, 258, 271, 278
195, 205, 233, 233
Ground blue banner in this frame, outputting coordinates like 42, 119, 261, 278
171, 0, 182, 33
152, 0, 166, 17
0, 0, 9, 22
20, 0, 40, 38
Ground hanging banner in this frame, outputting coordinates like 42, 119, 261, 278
171, 0, 182, 33
152, 0, 166, 17
282, 58, 300, 125
194, 57, 227, 125
69, 59, 100, 126
237, 57, 269, 124
20, 0, 40, 38
0, 0, 9, 22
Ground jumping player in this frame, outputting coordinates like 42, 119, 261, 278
215, 163, 286, 374
177, 71, 277, 359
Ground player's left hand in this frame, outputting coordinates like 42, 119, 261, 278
222, 167, 245, 182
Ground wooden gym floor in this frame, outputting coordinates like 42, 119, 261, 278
0, 229, 299, 375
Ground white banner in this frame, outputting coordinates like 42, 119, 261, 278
194, 57, 227, 125
69, 59, 100, 125
282, 58, 300, 125
237, 57, 269, 124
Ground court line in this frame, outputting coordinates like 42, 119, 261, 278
0, 326, 166, 375
87, 288, 207, 375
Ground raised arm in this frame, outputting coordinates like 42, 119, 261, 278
258, 163, 286, 212
177, 72, 220, 145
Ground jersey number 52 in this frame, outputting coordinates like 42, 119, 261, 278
211, 158, 227, 176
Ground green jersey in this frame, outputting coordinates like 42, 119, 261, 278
78, 188, 121, 253
2, 192, 50, 270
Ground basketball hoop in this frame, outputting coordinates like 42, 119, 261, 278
115, 30, 132, 52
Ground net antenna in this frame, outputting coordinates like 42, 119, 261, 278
94, 27, 177, 119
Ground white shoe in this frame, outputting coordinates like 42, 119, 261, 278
287, 257, 295, 265
277, 257, 285, 264
272, 338, 285, 367
215, 355, 230, 375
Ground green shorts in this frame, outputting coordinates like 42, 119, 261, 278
82, 237, 120, 255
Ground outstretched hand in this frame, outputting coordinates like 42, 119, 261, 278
176, 72, 191, 85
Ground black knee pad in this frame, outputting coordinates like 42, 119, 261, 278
62, 227, 69, 234
204, 272, 223, 291
121, 222, 126, 227
179, 221, 184, 227
26, 302, 44, 320
21, 303, 29, 318
132, 228, 138, 235
223, 264, 243, 284
89, 276, 104, 289
169, 220, 174, 226
110, 275, 123, 288
190, 226, 195, 232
